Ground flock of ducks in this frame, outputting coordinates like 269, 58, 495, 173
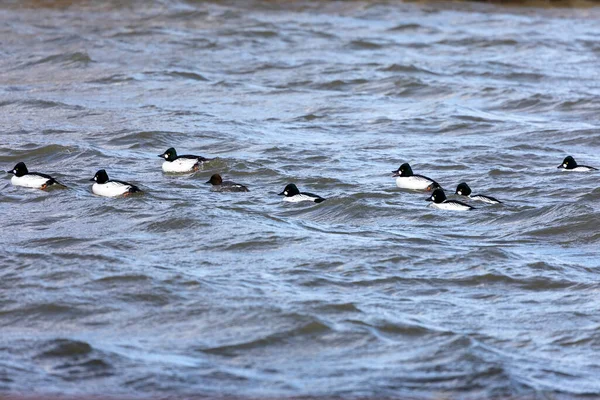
391, 162, 500, 211
392, 155, 596, 211
5, 152, 596, 211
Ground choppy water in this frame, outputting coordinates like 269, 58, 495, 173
1, 1, 600, 398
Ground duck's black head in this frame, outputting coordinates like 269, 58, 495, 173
426, 188, 447, 204
455, 182, 472, 196
559, 156, 577, 169
159, 147, 178, 162
206, 174, 223, 185
392, 162, 413, 177
7, 162, 28, 177
279, 183, 300, 197
91, 169, 109, 184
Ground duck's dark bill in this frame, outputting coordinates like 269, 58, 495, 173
278, 192, 285, 196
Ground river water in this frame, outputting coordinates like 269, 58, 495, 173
1, 1, 600, 398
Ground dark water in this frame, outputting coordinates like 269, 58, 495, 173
1, 1, 600, 398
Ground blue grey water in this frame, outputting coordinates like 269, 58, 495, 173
1, 1, 600, 398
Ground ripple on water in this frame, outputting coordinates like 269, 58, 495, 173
34, 339, 114, 381
200, 319, 332, 357
20, 51, 93, 68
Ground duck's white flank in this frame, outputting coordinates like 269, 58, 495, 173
11, 174, 52, 189
92, 181, 134, 197
162, 158, 199, 173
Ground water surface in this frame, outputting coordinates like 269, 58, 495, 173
1, 1, 600, 398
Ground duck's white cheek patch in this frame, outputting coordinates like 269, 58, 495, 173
284, 191, 288, 195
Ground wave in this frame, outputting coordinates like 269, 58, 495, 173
19, 51, 93, 68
